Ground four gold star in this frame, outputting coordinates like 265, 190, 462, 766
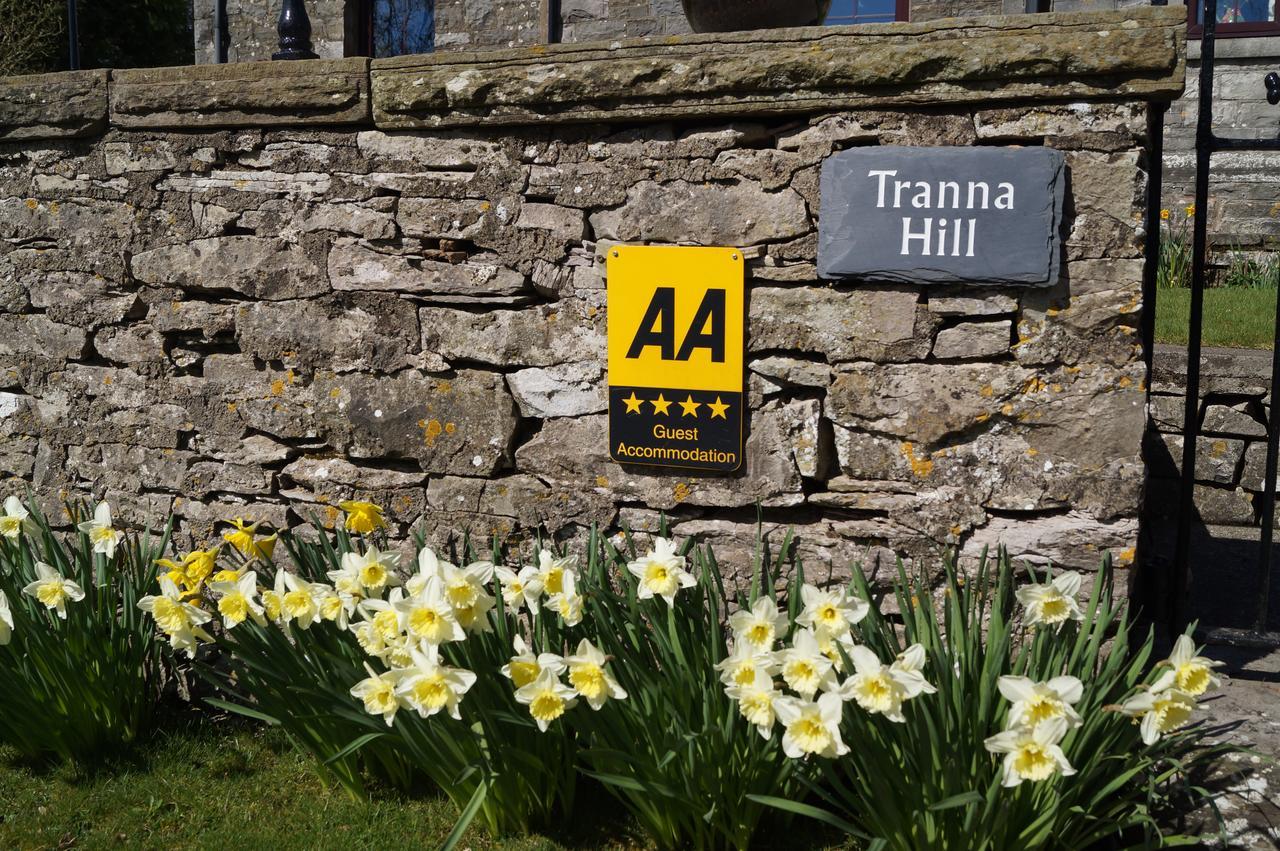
620, 392, 734, 420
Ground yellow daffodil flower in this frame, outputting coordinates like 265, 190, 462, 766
998, 675, 1083, 732
729, 596, 790, 651
536, 549, 577, 598
1015, 571, 1084, 628
626, 537, 696, 606
0, 590, 13, 645
837, 644, 933, 723
546, 570, 584, 627
278, 572, 323, 630
1163, 634, 1222, 697
984, 717, 1075, 786
796, 583, 869, 637
566, 638, 626, 710
494, 564, 544, 614
515, 667, 579, 732
210, 570, 266, 629
339, 500, 387, 535
350, 663, 407, 727
22, 560, 85, 619
726, 669, 779, 739
0, 495, 35, 539
222, 518, 277, 561
1118, 671, 1198, 744
77, 501, 124, 560
774, 693, 849, 759
394, 576, 465, 646
501, 635, 566, 689
1185, 204, 1195, 217
779, 629, 838, 699
137, 575, 213, 657
1160, 208, 1170, 220
396, 645, 476, 720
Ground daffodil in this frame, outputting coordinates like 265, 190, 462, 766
327, 562, 365, 599
984, 717, 1075, 786
340, 499, 387, 535
77, 501, 124, 560
1015, 571, 1083, 628
211, 570, 266, 628
796, 583, 869, 637
779, 629, 838, 698
350, 663, 408, 727
394, 576, 465, 646
889, 644, 937, 697
536, 548, 577, 597
515, 667, 579, 732
278, 571, 323, 630
157, 547, 221, 598
565, 638, 626, 710
814, 628, 857, 673
501, 635, 566, 689
1162, 634, 1222, 697
137, 575, 213, 656
452, 591, 495, 634
0, 495, 35, 539
546, 570, 584, 627
222, 518, 276, 561
406, 547, 451, 595
1118, 671, 1198, 745
396, 645, 476, 720
22, 561, 85, 619
998, 675, 1083, 732
729, 596, 789, 651
0, 590, 12, 645
716, 642, 779, 689
837, 645, 932, 722
441, 560, 494, 613
358, 590, 406, 642
318, 587, 353, 628
340, 546, 402, 596
726, 669, 779, 739
494, 564, 544, 614
774, 692, 849, 759
626, 537, 696, 606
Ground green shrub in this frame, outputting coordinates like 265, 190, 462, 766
0, 497, 172, 763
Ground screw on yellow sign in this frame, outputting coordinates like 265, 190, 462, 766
607, 245, 744, 472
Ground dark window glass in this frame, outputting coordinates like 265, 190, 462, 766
375, 0, 435, 57
827, 0, 902, 25
1191, 0, 1279, 33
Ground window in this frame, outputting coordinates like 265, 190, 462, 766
826, 0, 909, 25
348, 0, 435, 57
1189, 0, 1280, 37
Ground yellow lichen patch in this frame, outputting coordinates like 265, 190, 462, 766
1001, 403, 1015, 416
975, 412, 990, 423
672, 482, 692, 502
1050, 384, 1062, 393
285, 369, 296, 385
445, 422, 456, 434
270, 379, 285, 396
48, 201, 60, 215
322, 505, 341, 530
949, 524, 963, 538
330, 387, 342, 398
226, 402, 238, 412
434, 380, 452, 394
420, 418, 444, 447
102, 375, 112, 385
1022, 376, 1047, 394
1065, 365, 1081, 374
979, 384, 994, 398
900, 442, 934, 478
1027, 447, 1039, 457
1210, 440, 1228, 458
24, 199, 38, 210
1117, 375, 1133, 389
595, 476, 609, 488
1115, 547, 1136, 567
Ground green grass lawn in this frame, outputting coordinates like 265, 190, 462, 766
0, 724, 635, 851
1155, 286, 1277, 349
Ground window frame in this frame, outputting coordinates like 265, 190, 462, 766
1188, 0, 1280, 39
824, 0, 911, 27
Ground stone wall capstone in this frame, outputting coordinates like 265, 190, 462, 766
0, 8, 1186, 586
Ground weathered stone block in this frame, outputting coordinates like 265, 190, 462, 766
749, 356, 833, 389
328, 239, 527, 297
749, 286, 931, 363
932, 321, 1012, 360
0, 315, 89, 361
928, 291, 1018, 317
507, 361, 606, 418
1202, 404, 1267, 438
0, 70, 107, 140
235, 295, 420, 372
590, 179, 809, 246
130, 237, 328, 301
960, 511, 1137, 570
420, 303, 604, 368
1152, 434, 1245, 485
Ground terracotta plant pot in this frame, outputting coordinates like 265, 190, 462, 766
680, 0, 832, 32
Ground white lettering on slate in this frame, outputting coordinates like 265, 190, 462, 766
868, 169, 1014, 258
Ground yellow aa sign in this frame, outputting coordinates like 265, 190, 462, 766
606, 246, 744, 473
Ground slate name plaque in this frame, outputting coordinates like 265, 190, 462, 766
817, 146, 1066, 286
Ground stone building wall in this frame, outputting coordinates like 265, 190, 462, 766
0, 9, 1185, 582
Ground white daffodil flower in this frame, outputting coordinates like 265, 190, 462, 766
278, 572, 324, 630
0, 495, 35, 539
726, 669, 779, 740
889, 644, 938, 697
327, 562, 365, 600
438, 560, 496, 633
796, 584, 869, 637
340, 546, 401, 597
1164, 634, 1223, 697
515, 667, 579, 732
77, 501, 124, 560
494, 564, 544, 615
546, 570, 584, 627
211, 570, 266, 628
137, 575, 213, 657
774, 692, 849, 759
318, 586, 355, 629
729, 596, 790, 651
984, 717, 1076, 787
407, 547, 452, 596
350, 663, 408, 727
1118, 671, 1198, 745
998, 675, 1083, 732
837, 644, 932, 722
536, 549, 577, 598
626, 537, 696, 606
1016, 571, 1084, 628
396, 644, 477, 721
352, 620, 389, 658
779, 628, 839, 698
716, 642, 780, 689
394, 576, 465, 646
22, 561, 85, 619
501, 635, 566, 689
565, 638, 627, 710
358, 588, 406, 642
0, 590, 13, 645
814, 628, 857, 673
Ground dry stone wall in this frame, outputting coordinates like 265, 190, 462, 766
0, 9, 1185, 584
